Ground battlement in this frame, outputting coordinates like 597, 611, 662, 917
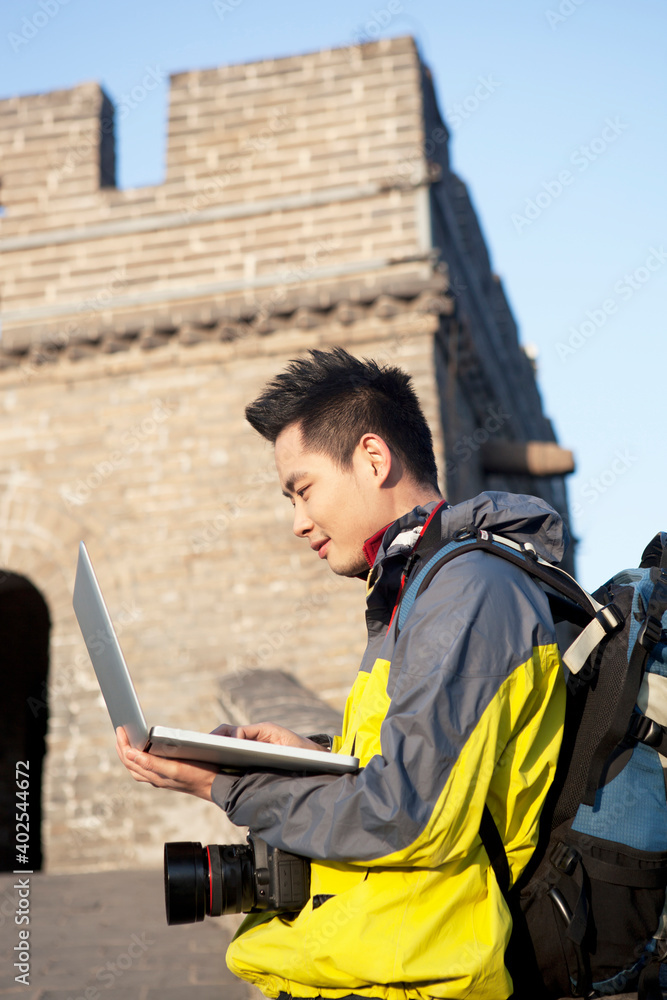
0, 80, 116, 212
0, 37, 439, 353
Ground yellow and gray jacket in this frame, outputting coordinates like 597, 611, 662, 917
211, 491, 568, 1000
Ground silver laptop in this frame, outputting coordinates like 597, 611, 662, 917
72, 542, 359, 775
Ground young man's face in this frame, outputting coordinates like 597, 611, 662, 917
274, 422, 391, 577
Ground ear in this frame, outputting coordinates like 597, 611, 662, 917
357, 433, 394, 486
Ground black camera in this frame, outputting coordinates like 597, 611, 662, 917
163, 832, 310, 925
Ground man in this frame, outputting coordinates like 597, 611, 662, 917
117, 346, 567, 1000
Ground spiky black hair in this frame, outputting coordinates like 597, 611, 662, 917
245, 347, 439, 490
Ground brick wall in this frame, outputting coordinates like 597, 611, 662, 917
0, 35, 571, 872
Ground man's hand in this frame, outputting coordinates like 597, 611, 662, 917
115, 727, 218, 800
115, 721, 329, 798
211, 721, 328, 752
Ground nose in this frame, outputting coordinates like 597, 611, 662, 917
292, 504, 314, 538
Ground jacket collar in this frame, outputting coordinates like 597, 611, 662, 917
363, 501, 444, 632
369, 490, 569, 568
359, 501, 444, 579
362, 523, 392, 569
362, 490, 567, 635
370, 501, 444, 567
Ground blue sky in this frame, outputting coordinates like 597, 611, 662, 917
1, 0, 665, 589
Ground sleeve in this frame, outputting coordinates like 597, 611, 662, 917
306, 733, 334, 750
211, 551, 564, 867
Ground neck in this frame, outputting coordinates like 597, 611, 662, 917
387, 484, 443, 525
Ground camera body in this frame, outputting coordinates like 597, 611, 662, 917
248, 834, 310, 911
164, 832, 310, 925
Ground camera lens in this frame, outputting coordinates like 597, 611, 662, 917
164, 841, 254, 924
164, 842, 207, 925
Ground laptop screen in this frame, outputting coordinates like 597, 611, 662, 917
73, 542, 150, 750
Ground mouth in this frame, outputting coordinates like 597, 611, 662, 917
312, 539, 331, 559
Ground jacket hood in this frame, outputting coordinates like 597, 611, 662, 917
378, 491, 568, 567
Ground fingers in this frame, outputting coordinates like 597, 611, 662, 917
115, 727, 165, 785
208, 721, 290, 743
124, 749, 164, 786
129, 753, 186, 790
209, 723, 242, 738
236, 723, 263, 741
209, 722, 280, 741
115, 726, 133, 768
115, 726, 128, 758
114, 727, 216, 800
234, 722, 315, 749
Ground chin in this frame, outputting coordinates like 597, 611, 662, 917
329, 553, 368, 578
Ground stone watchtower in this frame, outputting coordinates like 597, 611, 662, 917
0, 36, 573, 872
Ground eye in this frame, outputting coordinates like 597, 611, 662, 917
285, 486, 309, 507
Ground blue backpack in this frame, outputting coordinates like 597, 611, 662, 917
396, 515, 667, 999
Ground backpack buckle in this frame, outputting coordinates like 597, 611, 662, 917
597, 602, 624, 635
550, 841, 580, 876
638, 613, 664, 651
629, 713, 666, 748
639, 570, 667, 651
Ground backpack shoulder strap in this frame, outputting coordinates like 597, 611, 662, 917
479, 804, 510, 898
396, 523, 624, 675
584, 564, 667, 804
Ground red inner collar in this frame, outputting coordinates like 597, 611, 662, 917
362, 522, 392, 568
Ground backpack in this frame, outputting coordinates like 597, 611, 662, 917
394, 507, 667, 1000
